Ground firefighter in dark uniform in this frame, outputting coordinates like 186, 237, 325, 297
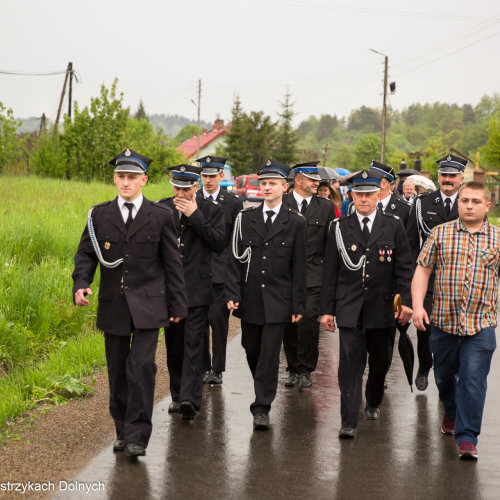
197, 155, 243, 385
320, 170, 413, 438
159, 164, 225, 421
227, 159, 307, 430
72, 148, 188, 458
282, 161, 335, 388
406, 154, 465, 391
369, 160, 411, 225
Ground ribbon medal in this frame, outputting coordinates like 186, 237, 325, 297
104, 242, 111, 250
387, 249, 392, 262
379, 249, 385, 262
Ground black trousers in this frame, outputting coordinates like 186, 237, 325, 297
416, 292, 434, 373
104, 329, 159, 448
283, 286, 321, 374
202, 283, 230, 373
241, 321, 286, 415
165, 305, 209, 410
338, 326, 393, 428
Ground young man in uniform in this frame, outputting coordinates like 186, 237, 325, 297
197, 155, 243, 385
73, 148, 187, 457
227, 159, 307, 430
159, 164, 225, 421
319, 170, 413, 438
406, 154, 465, 391
282, 161, 335, 388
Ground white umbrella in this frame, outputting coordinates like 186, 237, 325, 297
318, 166, 342, 181
406, 174, 436, 192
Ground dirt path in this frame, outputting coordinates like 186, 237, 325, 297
0, 317, 240, 498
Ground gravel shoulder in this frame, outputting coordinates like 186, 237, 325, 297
0, 317, 240, 498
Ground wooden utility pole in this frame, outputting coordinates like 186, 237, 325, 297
68, 62, 73, 118
39, 113, 46, 135
323, 143, 329, 166
381, 55, 388, 164
196, 79, 201, 159
54, 62, 72, 133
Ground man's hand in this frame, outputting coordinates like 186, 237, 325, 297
320, 314, 336, 332
412, 306, 430, 331
75, 288, 92, 307
169, 316, 184, 324
173, 196, 198, 217
395, 305, 413, 324
291, 314, 303, 323
227, 300, 239, 310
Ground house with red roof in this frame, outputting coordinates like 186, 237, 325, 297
177, 119, 230, 161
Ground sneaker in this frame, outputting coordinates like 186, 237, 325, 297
458, 441, 478, 460
299, 373, 313, 388
207, 371, 223, 384
365, 406, 380, 420
441, 414, 455, 435
284, 373, 299, 387
415, 370, 429, 391
338, 427, 356, 439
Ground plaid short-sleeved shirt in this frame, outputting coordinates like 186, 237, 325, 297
417, 218, 500, 336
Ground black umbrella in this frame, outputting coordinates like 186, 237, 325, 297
394, 294, 415, 391
397, 168, 420, 177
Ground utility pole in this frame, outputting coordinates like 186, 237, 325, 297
322, 143, 329, 166
68, 62, 73, 118
54, 62, 72, 133
196, 79, 201, 159
39, 113, 46, 135
369, 49, 389, 163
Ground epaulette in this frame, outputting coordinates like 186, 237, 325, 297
287, 207, 304, 217
314, 194, 333, 205
91, 200, 112, 210
226, 190, 239, 198
152, 201, 171, 211
156, 197, 170, 203
393, 195, 411, 206
241, 205, 258, 212
382, 211, 400, 220
417, 191, 432, 199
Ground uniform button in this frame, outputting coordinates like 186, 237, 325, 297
281, 242, 285, 245
262, 256, 267, 260
125, 254, 130, 258
265, 242, 269, 246
181, 225, 184, 228
366, 247, 370, 251
125, 286, 129, 290
261, 270, 266, 274
315, 221, 319, 224
364, 287, 368, 291
180, 243, 184, 247
124, 270, 129, 274
366, 274, 370, 278
261, 284, 266, 288
366, 261, 370, 265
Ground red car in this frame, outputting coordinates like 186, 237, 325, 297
235, 174, 263, 201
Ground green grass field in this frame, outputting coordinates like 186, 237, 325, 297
0, 176, 173, 427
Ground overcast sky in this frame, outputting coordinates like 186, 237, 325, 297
2, 0, 500, 126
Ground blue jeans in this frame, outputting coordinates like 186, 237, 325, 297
430, 326, 496, 445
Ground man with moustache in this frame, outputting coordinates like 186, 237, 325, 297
227, 159, 307, 430
282, 161, 335, 388
319, 170, 413, 438
73, 148, 187, 458
406, 154, 465, 391
159, 164, 225, 421
197, 155, 243, 386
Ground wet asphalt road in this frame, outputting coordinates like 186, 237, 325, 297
56, 324, 500, 500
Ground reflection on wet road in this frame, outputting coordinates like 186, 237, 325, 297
56, 325, 500, 499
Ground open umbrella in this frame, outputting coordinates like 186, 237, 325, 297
397, 168, 420, 177
317, 166, 342, 181
333, 167, 351, 176
339, 171, 359, 186
406, 174, 436, 192
394, 294, 415, 392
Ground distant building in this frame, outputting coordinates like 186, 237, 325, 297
449, 148, 477, 182
177, 119, 230, 161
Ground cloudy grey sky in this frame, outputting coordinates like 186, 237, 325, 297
2, 0, 500, 126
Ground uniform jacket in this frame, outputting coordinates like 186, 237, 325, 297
199, 188, 243, 284
381, 193, 411, 227
320, 211, 413, 329
227, 203, 307, 325
406, 189, 459, 263
282, 193, 335, 287
159, 193, 225, 307
72, 197, 188, 336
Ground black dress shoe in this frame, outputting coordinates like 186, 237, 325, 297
338, 427, 356, 439
203, 371, 211, 384
125, 443, 146, 457
168, 401, 180, 413
415, 370, 429, 391
113, 439, 126, 452
284, 373, 299, 387
180, 401, 197, 421
365, 406, 380, 420
208, 371, 223, 384
253, 413, 270, 430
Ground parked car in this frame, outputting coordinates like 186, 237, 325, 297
234, 175, 248, 199
220, 165, 235, 192
235, 174, 262, 201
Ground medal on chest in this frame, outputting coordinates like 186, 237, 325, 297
379, 249, 385, 262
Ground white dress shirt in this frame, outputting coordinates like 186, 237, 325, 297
262, 201, 282, 223
292, 190, 312, 210
378, 193, 392, 211
203, 187, 220, 201
440, 191, 458, 209
356, 209, 377, 233
118, 194, 143, 223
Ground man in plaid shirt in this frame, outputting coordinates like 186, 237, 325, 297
412, 181, 498, 460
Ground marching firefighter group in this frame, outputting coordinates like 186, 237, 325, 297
73, 148, 499, 461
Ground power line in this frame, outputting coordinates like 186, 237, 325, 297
0, 69, 68, 76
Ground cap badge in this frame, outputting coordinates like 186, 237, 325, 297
104, 242, 110, 250
125, 148, 131, 157
362, 171, 368, 179
447, 154, 452, 161
180, 166, 186, 172
206, 157, 211, 163
266, 160, 271, 166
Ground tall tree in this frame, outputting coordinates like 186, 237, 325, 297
316, 114, 338, 142
0, 102, 25, 172
135, 100, 148, 121
244, 111, 276, 172
223, 96, 251, 175
483, 111, 500, 168
353, 133, 381, 169
273, 89, 298, 165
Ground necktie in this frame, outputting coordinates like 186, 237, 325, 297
377, 202, 383, 212
362, 216, 370, 243
265, 210, 274, 232
124, 202, 134, 230
207, 195, 214, 202
444, 198, 451, 217
301, 199, 308, 215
